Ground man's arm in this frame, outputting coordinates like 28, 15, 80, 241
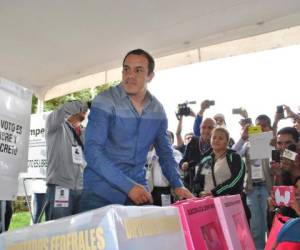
46, 101, 88, 133
193, 100, 209, 136
175, 115, 184, 147
232, 124, 249, 157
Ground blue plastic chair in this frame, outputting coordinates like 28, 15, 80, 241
277, 217, 300, 243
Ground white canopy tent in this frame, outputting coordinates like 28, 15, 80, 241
1, 0, 300, 100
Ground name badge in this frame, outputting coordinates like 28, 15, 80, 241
54, 186, 69, 208
251, 160, 263, 180
72, 145, 84, 165
161, 194, 171, 206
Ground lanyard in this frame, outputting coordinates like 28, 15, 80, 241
66, 122, 84, 150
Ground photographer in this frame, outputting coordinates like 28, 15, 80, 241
232, 114, 274, 250
175, 104, 195, 154
45, 100, 89, 220
193, 100, 213, 136
193, 100, 235, 147
271, 127, 300, 186
179, 118, 216, 193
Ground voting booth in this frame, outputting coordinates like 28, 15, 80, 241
174, 195, 255, 250
0, 205, 187, 250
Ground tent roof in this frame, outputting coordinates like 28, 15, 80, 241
1, 0, 300, 100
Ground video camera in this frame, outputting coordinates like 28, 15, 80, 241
176, 101, 196, 120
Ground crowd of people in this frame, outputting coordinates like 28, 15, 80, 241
1, 49, 299, 249
173, 101, 300, 249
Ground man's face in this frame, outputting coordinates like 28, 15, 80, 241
69, 111, 86, 128
294, 119, 300, 133
184, 134, 193, 145
200, 119, 215, 142
214, 117, 224, 126
122, 54, 154, 97
256, 119, 271, 132
276, 133, 296, 152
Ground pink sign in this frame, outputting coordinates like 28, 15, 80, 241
272, 186, 295, 207
173, 197, 227, 250
214, 195, 255, 250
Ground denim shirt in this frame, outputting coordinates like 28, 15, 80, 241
83, 84, 183, 204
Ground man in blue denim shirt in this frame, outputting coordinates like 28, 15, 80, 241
80, 49, 193, 210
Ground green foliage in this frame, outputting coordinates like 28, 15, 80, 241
31, 95, 38, 114
12, 197, 29, 212
94, 82, 118, 95
31, 82, 118, 113
9, 211, 31, 231
43, 88, 92, 112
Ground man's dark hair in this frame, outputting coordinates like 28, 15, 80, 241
255, 114, 271, 127
123, 49, 155, 75
167, 130, 174, 144
277, 126, 299, 143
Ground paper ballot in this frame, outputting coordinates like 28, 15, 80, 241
249, 131, 273, 160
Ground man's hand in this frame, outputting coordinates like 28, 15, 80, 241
128, 184, 153, 205
280, 158, 296, 171
181, 162, 189, 171
199, 191, 212, 198
189, 109, 196, 117
240, 109, 248, 119
270, 160, 281, 175
290, 199, 300, 216
240, 124, 249, 141
174, 187, 194, 199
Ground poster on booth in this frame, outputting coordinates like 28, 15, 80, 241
214, 195, 255, 250
0, 78, 32, 200
18, 112, 49, 196
173, 197, 227, 250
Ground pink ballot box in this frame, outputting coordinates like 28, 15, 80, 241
214, 195, 255, 250
272, 186, 295, 207
173, 197, 227, 250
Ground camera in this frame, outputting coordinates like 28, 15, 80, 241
176, 101, 196, 119
276, 105, 284, 119
241, 118, 252, 125
232, 107, 244, 115
276, 105, 284, 114
272, 150, 281, 162
272, 144, 297, 163
208, 100, 215, 106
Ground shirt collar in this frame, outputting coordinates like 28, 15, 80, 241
118, 83, 153, 104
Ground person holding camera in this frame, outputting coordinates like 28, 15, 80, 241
45, 100, 89, 220
271, 126, 300, 186
193, 100, 214, 136
193, 100, 235, 147
174, 109, 195, 154
272, 104, 300, 137
232, 114, 274, 250
179, 117, 216, 193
